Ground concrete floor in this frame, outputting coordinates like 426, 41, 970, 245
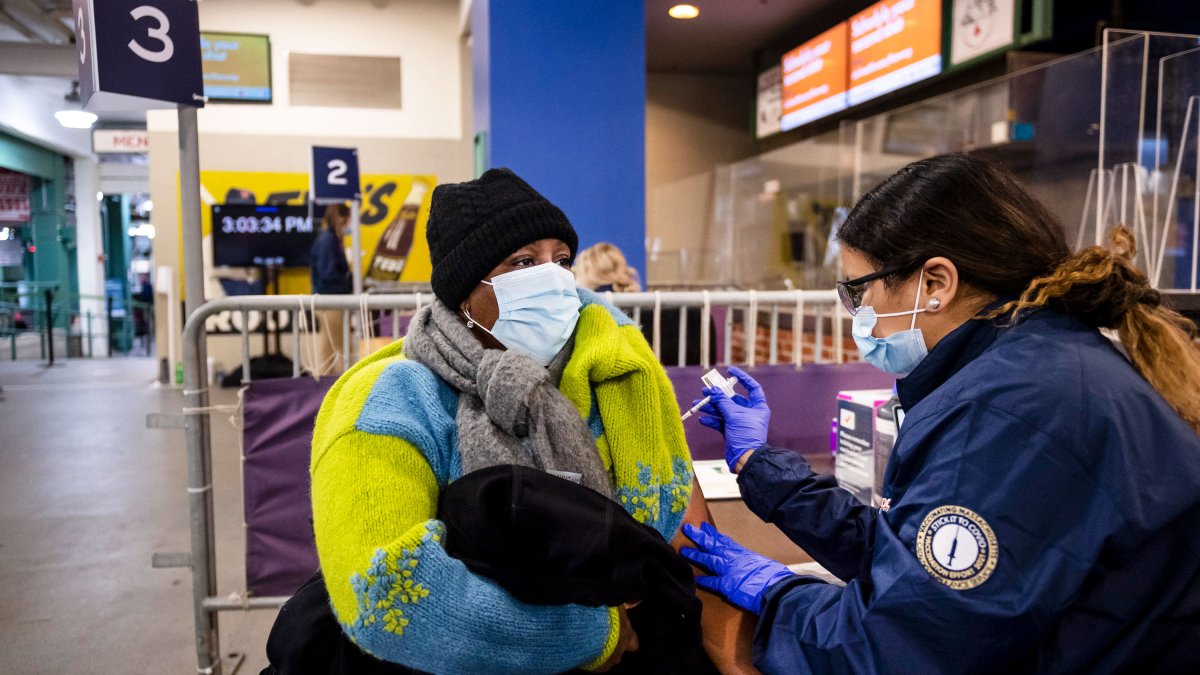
0, 357, 273, 674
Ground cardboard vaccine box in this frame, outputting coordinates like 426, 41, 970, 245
835, 389, 895, 505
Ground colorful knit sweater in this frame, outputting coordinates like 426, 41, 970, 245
310, 292, 694, 674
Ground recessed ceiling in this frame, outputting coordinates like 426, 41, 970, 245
646, 0, 845, 75
0, 0, 74, 44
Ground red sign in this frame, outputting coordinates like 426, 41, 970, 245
0, 170, 32, 222
93, 129, 151, 153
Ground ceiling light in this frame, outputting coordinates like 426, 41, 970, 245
55, 110, 98, 129
669, 4, 699, 19
55, 81, 97, 129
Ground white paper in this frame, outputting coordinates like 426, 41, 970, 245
692, 459, 742, 500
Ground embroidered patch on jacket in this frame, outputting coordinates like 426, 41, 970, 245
915, 505, 998, 590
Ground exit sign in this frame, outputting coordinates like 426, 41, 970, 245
93, 129, 150, 153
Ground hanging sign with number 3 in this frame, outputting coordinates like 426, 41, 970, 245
73, 0, 205, 109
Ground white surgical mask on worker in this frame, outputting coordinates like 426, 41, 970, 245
464, 262, 581, 366
852, 269, 929, 376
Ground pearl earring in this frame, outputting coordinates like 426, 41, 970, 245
928, 298, 941, 310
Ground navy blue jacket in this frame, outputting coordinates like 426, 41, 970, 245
739, 309, 1200, 674
310, 228, 352, 294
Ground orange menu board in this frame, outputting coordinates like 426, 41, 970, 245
848, 0, 943, 106
780, 22, 849, 131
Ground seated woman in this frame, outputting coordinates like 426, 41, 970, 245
309, 168, 702, 673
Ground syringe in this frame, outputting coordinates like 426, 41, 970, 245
681, 396, 714, 421
681, 371, 738, 421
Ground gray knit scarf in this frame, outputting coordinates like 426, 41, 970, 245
402, 301, 611, 498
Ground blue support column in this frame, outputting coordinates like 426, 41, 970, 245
473, 0, 646, 276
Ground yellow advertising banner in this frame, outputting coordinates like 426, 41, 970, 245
183, 170, 436, 295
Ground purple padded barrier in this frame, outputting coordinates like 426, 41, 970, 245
242, 376, 336, 597
666, 364, 896, 461
376, 312, 413, 339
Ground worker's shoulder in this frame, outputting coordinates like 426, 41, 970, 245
920, 309, 1169, 450
978, 309, 1147, 401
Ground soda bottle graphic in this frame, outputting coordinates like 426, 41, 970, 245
367, 180, 429, 282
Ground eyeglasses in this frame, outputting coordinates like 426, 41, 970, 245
836, 265, 909, 314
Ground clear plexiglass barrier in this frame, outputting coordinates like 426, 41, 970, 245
1091, 30, 1200, 291
648, 31, 1200, 292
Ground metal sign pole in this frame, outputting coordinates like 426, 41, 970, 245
351, 198, 363, 296
310, 146, 362, 367
350, 199, 363, 364
178, 103, 219, 675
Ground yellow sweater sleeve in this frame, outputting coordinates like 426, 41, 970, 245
311, 428, 439, 623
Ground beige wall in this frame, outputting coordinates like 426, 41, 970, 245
646, 73, 756, 191
148, 0, 473, 376
154, 0, 465, 140
645, 73, 758, 285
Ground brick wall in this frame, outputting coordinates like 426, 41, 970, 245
730, 323, 860, 364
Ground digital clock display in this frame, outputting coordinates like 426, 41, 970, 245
211, 204, 317, 267
219, 214, 312, 235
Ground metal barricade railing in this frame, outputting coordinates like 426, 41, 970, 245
0, 284, 135, 362
177, 290, 851, 674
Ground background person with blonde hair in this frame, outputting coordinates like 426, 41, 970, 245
575, 242, 716, 365
574, 242, 641, 292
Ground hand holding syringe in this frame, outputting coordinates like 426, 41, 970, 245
682, 369, 739, 420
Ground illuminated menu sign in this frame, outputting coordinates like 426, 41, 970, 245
779, 22, 849, 131
201, 32, 273, 102
848, 0, 943, 106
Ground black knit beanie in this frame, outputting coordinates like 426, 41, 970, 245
427, 168, 579, 309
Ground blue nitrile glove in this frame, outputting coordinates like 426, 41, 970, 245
680, 522, 795, 614
695, 365, 770, 471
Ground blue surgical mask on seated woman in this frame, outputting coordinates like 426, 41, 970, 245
852, 269, 929, 376
464, 262, 582, 365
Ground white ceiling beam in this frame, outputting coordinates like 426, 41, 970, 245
0, 40, 76, 77
2, 0, 72, 43
0, 7, 39, 40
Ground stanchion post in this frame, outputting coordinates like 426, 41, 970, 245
44, 289, 55, 367
106, 296, 113, 358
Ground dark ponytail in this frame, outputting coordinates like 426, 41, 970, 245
839, 153, 1200, 432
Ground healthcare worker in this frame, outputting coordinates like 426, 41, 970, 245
681, 153, 1200, 674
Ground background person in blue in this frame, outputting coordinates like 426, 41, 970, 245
681, 154, 1200, 673
310, 203, 353, 374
